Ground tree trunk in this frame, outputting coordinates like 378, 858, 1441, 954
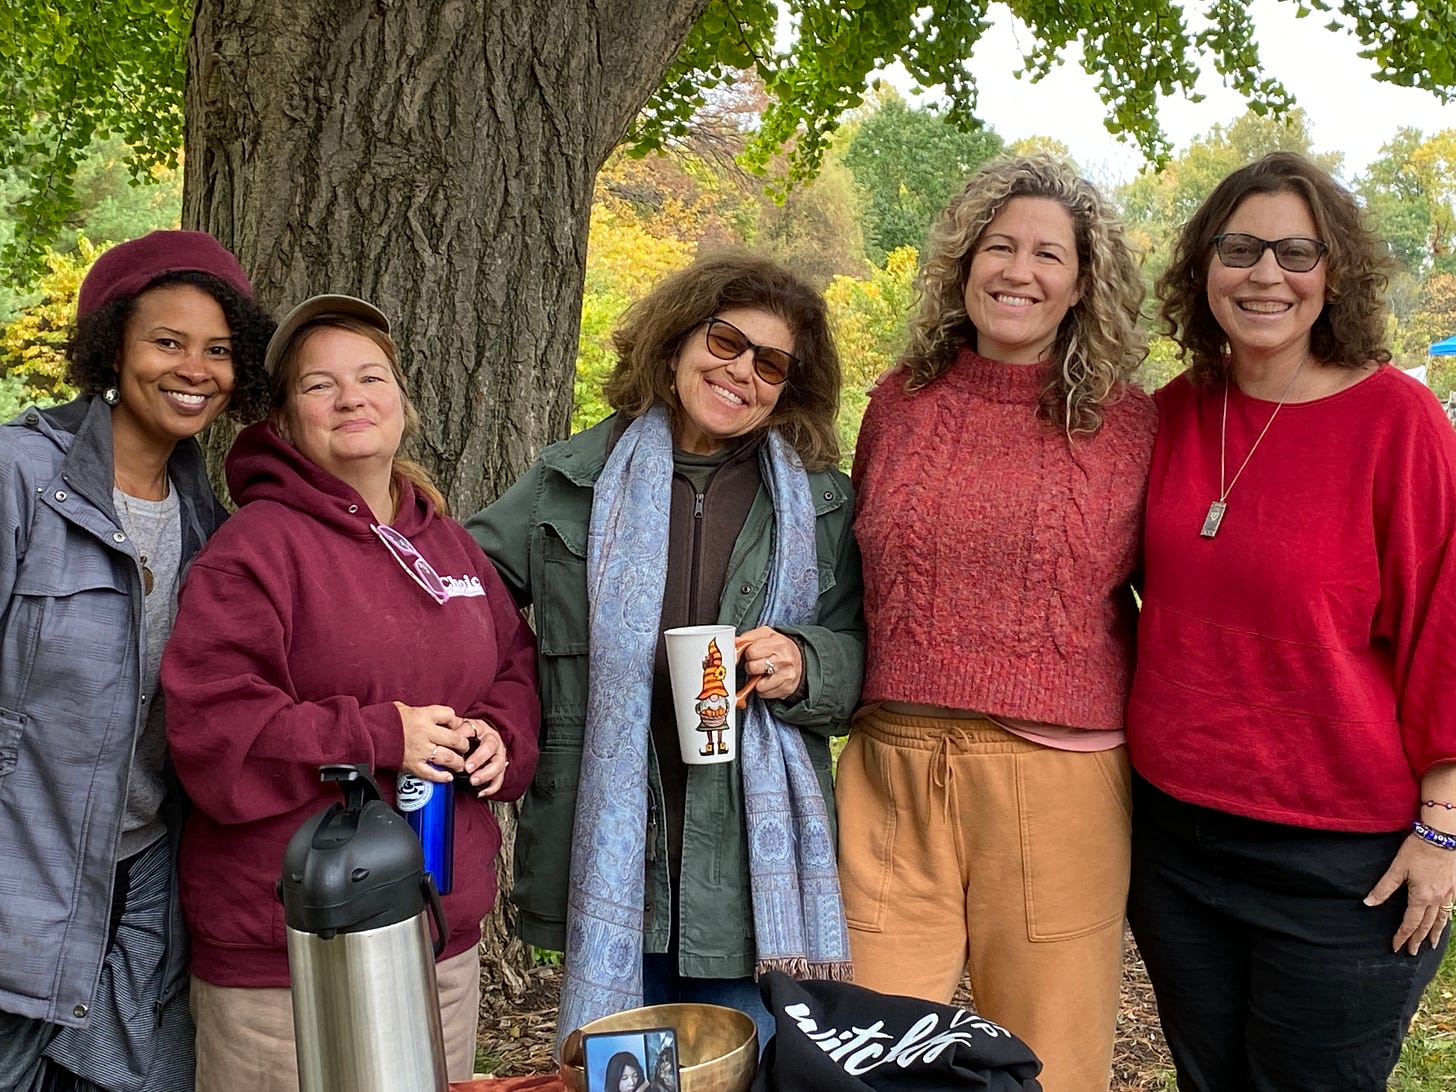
182, 0, 707, 998
183, 0, 706, 513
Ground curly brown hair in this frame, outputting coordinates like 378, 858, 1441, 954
601, 252, 842, 470
65, 270, 274, 423
1156, 151, 1392, 383
267, 313, 448, 515
900, 154, 1147, 437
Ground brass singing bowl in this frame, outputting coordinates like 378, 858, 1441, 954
559, 1002, 758, 1092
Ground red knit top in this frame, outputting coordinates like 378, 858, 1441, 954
1128, 367, 1456, 831
852, 348, 1158, 730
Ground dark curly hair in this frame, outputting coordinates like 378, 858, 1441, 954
65, 270, 274, 422
1156, 152, 1393, 383
602, 251, 842, 470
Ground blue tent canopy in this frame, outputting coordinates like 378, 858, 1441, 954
1432, 334, 1456, 356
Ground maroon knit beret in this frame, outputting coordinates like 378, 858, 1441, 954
77, 230, 255, 318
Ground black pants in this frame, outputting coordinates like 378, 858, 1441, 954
1128, 776, 1446, 1092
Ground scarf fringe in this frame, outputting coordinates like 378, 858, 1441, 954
757, 958, 856, 983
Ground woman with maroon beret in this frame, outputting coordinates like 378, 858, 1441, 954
0, 231, 272, 1091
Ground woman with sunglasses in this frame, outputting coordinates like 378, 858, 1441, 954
161, 296, 539, 1089
1127, 152, 1456, 1089
468, 253, 863, 1047
838, 155, 1156, 1092
0, 231, 271, 1092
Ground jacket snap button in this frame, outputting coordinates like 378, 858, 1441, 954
823, 491, 833, 500
73, 1003, 87, 1018
740, 583, 752, 595
112, 532, 126, 543
54, 490, 67, 501
24, 412, 37, 425
348, 504, 358, 513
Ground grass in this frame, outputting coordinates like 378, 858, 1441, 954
1393, 945, 1456, 1090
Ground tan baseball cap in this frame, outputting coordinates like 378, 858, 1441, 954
264, 294, 391, 376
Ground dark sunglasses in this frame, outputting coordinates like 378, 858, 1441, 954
701, 317, 795, 385
373, 523, 449, 604
1212, 232, 1328, 273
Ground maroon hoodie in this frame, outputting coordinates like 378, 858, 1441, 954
163, 421, 539, 986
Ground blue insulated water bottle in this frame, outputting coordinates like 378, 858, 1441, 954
396, 768, 454, 895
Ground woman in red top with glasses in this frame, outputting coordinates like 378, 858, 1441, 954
1128, 152, 1456, 1090
161, 295, 539, 1091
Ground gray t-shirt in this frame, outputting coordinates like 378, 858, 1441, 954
113, 485, 182, 859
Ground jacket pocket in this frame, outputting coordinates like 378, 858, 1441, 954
510, 746, 581, 933
0, 708, 25, 777
5, 564, 132, 754
537, 523, 588, 657
816, 559, 838, 597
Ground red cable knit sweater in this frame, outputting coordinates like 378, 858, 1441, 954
852, 348, 1158, 730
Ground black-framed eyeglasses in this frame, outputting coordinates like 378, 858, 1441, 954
373, 523, 449, 604
1212, 233, 1328, 273
701, 316, 795, 385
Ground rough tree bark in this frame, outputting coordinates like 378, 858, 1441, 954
181, 0, 708, 999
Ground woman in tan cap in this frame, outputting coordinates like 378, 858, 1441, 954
162, 295, 539, 1088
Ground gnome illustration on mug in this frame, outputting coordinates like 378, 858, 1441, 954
695, 638, 731, 756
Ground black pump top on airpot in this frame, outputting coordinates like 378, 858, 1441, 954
278, 764, 445, 948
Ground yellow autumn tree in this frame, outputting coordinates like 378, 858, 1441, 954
0, 238, 98, 404
824, 245, 917, 464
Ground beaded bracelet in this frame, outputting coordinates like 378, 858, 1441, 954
1422, 799, 1456, 811
1412, 820, 1456, 851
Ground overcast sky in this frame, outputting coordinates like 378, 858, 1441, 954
895, 0, 1455, 186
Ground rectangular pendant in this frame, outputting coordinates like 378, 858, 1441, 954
1200, 500, 1227, 538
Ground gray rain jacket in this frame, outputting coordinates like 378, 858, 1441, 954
0, 396, 222, 1026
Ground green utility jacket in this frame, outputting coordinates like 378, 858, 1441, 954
467, 415, 865, 978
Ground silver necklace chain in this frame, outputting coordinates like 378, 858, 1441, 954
116, 485, 170, 595
1200, 352, 1309, 539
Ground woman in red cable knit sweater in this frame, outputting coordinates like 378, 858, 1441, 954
839, 154, 1156, 1092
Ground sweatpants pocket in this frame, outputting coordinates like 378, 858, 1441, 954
1017, 746, 1131, 941
834, 731, 898, 932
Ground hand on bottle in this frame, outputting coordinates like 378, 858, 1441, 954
456, 717, 509, 798
394, 702, 471, 783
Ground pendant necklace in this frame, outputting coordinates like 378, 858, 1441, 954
116, 486, 167, 595
1201, 352, 1308, 539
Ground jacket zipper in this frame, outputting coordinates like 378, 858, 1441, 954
688, 489, 705, 617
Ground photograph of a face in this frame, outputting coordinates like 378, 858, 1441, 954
582, 1026, 680, 1092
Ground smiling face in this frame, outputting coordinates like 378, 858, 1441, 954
280, 325, 405, 487
1206, 191, 1327, 366
617, 1064, 642, 1092
963, 196, 1083, 364
109, 283, 235, 456
672, 305, 791, 455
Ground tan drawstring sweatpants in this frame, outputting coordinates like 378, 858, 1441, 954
835, 708, 1130, 1092
191, 944, 482, 1090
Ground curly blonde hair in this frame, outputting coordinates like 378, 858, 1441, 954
1157, 151, 1392, 383
900, 154, 1147, 436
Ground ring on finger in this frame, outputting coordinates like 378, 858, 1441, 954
428, 743, 440, 763
763, 655, 776, 677
1442, 902, 1456, 913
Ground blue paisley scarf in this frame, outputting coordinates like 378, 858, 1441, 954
555, 406, 852, 1048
